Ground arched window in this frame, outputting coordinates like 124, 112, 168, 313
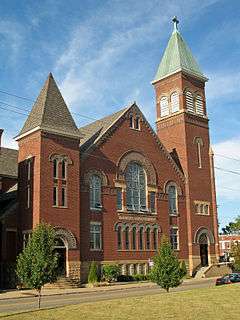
125, 226, 129, 250
125, 162, 146, 212
135, 116, 140, 130
53, 159, 58, 178
139, 226, 144, 250
62, 160, 67, 179
146, 227, 151, 250
195, 95, 204, 115
160, 96, 169, 117
129, 114, 134, 128
132, 226, 136, 250
171, 92, 180, 113
185, 91, 194, 113
168, 185, 178, 215
194, 137, 203, 168
90, 175, 102, 210
153, 228, 158, 250
117, 226, 122, 250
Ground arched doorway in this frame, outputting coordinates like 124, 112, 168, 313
54, 238, 67, 276
199, 234, 209, 267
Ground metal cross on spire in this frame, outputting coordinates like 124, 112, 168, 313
172, 16, 179, 32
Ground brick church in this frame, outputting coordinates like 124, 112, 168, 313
0, 18, 219, 287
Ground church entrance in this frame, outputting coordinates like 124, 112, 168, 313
54, 238, 67, 276
199, 234, 209, 267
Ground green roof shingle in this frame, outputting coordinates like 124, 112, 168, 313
153, 27, 207, 82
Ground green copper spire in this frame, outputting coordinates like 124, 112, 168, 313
152, 17, 208, 83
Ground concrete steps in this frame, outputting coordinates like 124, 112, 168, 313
44, 277, 81, 289
194, 266, 210, 279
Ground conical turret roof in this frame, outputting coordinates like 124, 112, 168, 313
153, 18, 207, 83
16, 73, 80, 140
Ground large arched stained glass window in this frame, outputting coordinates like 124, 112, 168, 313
125, 162, 146, 212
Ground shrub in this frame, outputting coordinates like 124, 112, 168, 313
117, 274, 134, 282
102, 264, 120, 282
88, 261, 99, 284
132, 274, 148, 281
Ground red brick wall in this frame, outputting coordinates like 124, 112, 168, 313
80, 111, 188, 262
154, 71, 218, 262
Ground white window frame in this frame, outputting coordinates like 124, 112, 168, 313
171, 92, 180, 113
90, 222, 102, 251
160, 96, 169, 117
170, 227, 179, 250
90, 174, 102, 211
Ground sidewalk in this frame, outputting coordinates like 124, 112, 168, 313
0, 277, 215, 301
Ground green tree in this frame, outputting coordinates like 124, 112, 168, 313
102, 264, 120, 282
16, 223, 58, 309
221, 217, 240, 235
150, 235, 184, 292
230, 242, 240, 272
88, 261, 99, 284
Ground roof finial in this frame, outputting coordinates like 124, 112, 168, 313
172, 16, 179, 32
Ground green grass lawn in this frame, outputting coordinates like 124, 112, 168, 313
1, 285, 240, 320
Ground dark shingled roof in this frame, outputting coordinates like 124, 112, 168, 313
17, 73, 80, 139
0, 147, 18, 178
79, 107, 130, 152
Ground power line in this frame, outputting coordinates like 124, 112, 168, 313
1, 88, 240, 168
215, 166, 240, 176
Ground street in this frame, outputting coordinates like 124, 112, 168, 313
0, 278, 216, 315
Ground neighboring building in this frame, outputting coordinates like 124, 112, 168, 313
0, 17, 220, 287
219, 235, 240, 258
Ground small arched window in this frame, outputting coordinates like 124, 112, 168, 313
125, 162, 146, 212
153, 228, 158, 250
139, 226, 144, 250
129, 114, 134, 128
90, 174, 102, 210
146, 227, 151, 250
117, 226, 122, 250
132, 226, 136, 250
168, 185, 178, 215
195, 95, 204, 115
160, 96, 169, 117
185, 91, 194, 113
171, 92, 180, 113
62, 160, 67, 179
125, 226, 129, 250
194, 137, 203, 168
53, 159, 58, 178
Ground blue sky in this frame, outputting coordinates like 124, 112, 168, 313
0, 0, 240, 229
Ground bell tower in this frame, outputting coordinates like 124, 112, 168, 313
152, 17, 219, 274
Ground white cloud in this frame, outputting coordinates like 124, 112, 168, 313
54, 0, 220, 117
206, 72, 240, 101
213, 137, 240, 200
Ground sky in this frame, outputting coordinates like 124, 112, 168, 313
0, 0, 239, 230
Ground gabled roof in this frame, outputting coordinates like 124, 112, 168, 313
16, 73, 80, 140
79, 106, 130, 152
0, 147, 18, 178
153, 26, 207, 83
80, 103, 185, 181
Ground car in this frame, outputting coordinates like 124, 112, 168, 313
229, 273, 240, 283
216, 275, 231, 286
216, 273, 240, 286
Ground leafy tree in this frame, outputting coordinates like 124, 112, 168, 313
150, 235, 184, 292
230, 242, 240, 272
16, 223, 58, 309
102, 264, 120, 282
88, 261, 99, 284
221, 217, 240, 235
